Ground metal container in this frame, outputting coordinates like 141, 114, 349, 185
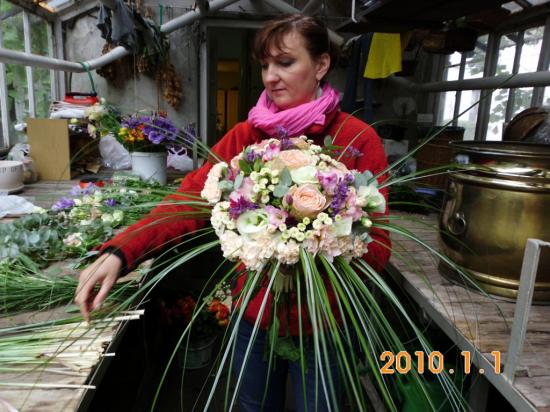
439, 142, 550, 301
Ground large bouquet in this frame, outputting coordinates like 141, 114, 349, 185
201, 135, 386, 272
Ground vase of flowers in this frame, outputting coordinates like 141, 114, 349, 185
118, 114, 179, 185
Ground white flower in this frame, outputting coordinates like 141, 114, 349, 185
219, 231, 243, 259
113, 210, 124, 223
63, 232, 83, 247
236, 210, 269, 239
356, 184, 386, 213
329, 216, 353, 237
201, 162, 228, 204
33, 207, 47, 214
101, 213, 114, 223
290, 165, 318, 185
275, 240, 300, 265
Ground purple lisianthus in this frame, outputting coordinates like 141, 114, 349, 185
52, 197, 75, 211
104, 198, 117, 207
122, 116, 143, 130
229, 195, 258, 219
262, 142, 280, 161
265, 205, 288, 227
317, 171, 339, 195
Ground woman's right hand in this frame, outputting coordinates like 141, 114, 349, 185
75, 253, 123, 322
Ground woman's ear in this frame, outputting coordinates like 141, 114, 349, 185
315, 53, 331, 81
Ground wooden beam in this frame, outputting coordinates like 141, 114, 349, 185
5, 0, 54, 22
58, 0, 98, 22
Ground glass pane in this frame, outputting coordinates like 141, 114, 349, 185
511, 87, 533, 117
496, 33, 517, 76
30, 15, 49, 56
443, 52, 462, 81
1, 13, 24, 51
439, 92, 457, 125
457, 90, 480, 140
519, 26, 544, 74
34, 68, 51, 118
544, 87, 550, 106
5, 63, 29, 135
487, 89, 509, 141
502, 2, 523, 13
464, 35, 487, 79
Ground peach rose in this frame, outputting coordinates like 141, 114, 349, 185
290, 184, 327, 219
278, 150, 312, 169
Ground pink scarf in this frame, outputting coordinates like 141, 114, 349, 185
248, 82, 340, 137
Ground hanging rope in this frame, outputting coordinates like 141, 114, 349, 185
79, 62, 97, 94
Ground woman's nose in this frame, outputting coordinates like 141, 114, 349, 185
263, 65, 279, 83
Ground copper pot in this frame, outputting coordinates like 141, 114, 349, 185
439, 142, 550, 301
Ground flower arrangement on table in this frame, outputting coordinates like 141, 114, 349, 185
117, 113, 179, 153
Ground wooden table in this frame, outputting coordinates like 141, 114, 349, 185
387, 212, 550, 412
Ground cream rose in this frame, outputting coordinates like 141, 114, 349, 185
278, 150, 312, 169
290, 165, 318, 185
290, 184, 327, 219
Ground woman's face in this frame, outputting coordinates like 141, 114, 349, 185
261, 31, 330, 110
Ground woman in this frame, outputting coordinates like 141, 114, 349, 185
76, 14, 391, 411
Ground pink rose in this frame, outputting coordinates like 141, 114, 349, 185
278, 150, 312, 169
290, 184, 327, 219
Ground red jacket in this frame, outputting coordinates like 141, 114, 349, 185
101, 110, 391, 335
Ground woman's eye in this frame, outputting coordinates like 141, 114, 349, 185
279, 60, 294, 67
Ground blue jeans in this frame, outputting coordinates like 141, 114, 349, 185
233, 320, 342, 412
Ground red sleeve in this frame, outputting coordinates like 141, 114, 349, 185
100, 122, 256, 271
355, 127, 392, 273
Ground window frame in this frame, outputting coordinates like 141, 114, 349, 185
436, 15, 550, 141
0, 8, 60, 148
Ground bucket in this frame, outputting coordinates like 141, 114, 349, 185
130, 151, 167, 185
178, 336, 217, 370
0, 160, 24, 194
439, 142, 550, 301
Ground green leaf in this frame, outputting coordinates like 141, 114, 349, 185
253, 157, 263, 172
273, 184, 290, 198
280, 168, 292, 187
239, 159, 252, 175
234, 173, 243, 190
324, 135, 334, 147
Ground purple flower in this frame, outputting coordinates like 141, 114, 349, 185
280, 137, 294, 150
245, 150, 259, 163
262, 142, 280, 161
104, 198, 117, 207
330, 181, 350, 216
229, 195, 258, 219
276, 126, 289, 139
317, 171, 339, 195
70, 184, 98, 196
143, 116, 179, 145
265, 205, 288, 227
52, 197, 75, 211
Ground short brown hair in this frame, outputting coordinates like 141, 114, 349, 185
253, 14, 338, 74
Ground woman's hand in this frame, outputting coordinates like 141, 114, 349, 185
75, 253, 122, 322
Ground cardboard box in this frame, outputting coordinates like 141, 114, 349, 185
27, 118, 71, 181
27, 118, 99, 181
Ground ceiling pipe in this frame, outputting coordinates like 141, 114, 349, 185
0, 0, 240, 73
389, 70, 550, 93
261, 0, 344, 47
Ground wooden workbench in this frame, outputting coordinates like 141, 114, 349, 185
388, 213, 550, 412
